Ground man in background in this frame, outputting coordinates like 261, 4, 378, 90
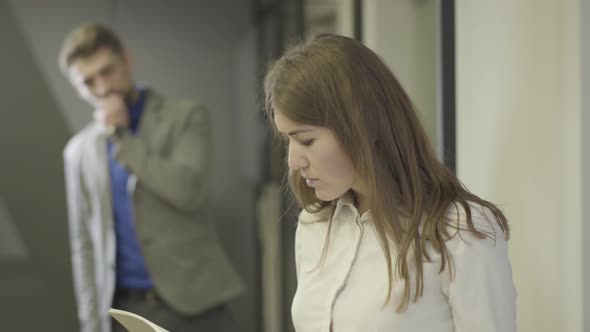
60, 23, 244, 332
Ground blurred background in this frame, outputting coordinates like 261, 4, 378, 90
0, 0, 587, 331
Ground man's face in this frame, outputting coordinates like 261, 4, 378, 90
67, 47, 135, 108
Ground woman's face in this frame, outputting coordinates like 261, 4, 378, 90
274, 111, 365, 202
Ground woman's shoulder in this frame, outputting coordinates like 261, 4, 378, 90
443, 201, 509, 250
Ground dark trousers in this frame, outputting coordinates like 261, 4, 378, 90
112, 288, 239, 332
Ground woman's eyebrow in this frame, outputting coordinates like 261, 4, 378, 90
287, 129, 313, 136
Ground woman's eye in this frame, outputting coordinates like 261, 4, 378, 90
300, 139, 315, 147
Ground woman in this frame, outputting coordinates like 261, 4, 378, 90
264, 34, 517, 332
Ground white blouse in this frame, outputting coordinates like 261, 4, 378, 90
291, 195, 517, 332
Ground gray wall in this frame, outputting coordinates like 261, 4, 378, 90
2, 1, 260, 331
0, 2, 77, 330
583, 0, 590, 329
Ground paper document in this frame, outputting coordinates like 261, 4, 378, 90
108, 308, 170, 332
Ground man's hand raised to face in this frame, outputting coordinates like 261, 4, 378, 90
94, 93, 130, 131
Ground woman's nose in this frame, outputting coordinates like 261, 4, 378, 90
287, 144, 308, 171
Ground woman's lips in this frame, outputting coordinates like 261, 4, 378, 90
305, 178, 318, 186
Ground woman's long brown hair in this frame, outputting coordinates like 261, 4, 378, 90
264, 34, 509, 311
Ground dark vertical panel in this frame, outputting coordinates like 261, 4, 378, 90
254, 3, 284, 332
255, 1, 304, 330
277, 2, 303, 331
354, 0, 363, 41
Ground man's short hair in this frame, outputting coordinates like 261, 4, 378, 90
58, 23, 124, 74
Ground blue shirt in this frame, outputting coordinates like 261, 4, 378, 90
107, 88, 154, 289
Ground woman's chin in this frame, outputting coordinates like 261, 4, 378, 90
313, 189, 341, 202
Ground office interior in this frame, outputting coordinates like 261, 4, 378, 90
0, 0, 588, 331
